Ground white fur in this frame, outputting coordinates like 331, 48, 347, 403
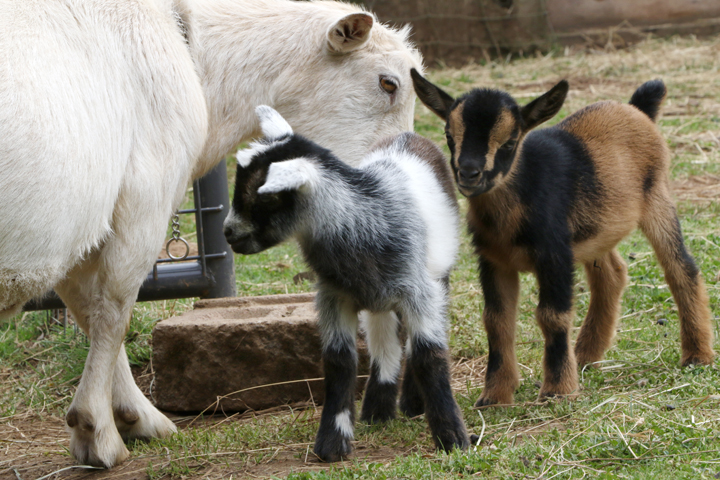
1, 0, 421, 468
361, 311, 403, 383
185, 0, 423, 167
334, 410, 355, 439
362, 146, 459, 279
259, 158, 321, 194
256, 104, 294, 139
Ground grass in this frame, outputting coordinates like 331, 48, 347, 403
2, 35, 720, 479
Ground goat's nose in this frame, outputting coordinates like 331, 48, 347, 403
458, 168, 480, 184
223, 225, 234, 239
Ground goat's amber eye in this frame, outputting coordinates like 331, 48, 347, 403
380, 75, 398, 94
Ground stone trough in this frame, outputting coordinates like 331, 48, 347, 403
152, 293, 369, 413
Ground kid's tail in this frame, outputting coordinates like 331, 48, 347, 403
629, 79, 666, 122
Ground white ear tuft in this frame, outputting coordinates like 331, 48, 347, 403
258, 158, 320, 194
327, 12, 373, 53
234, 144, 258, 168
256, 105, 293, 140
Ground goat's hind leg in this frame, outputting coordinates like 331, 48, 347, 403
402, 282, 469, 453
360, 311, 402, 423
399, 337, 425, 418
640, 198, 714, 365
575, 249, 628, 367
313, 291, 359, 462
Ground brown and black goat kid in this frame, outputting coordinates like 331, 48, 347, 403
412, 69, 714, 405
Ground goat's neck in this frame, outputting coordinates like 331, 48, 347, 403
296, 170, 370, 250
182, 0, 325, 173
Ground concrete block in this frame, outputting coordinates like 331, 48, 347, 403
152, 293, 369, 413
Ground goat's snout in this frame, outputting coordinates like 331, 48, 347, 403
223, 224, 238, 241
458, 168, 480, 185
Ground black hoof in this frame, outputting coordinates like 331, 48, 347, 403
313, 432, 352, 463
433, 425, 470, 453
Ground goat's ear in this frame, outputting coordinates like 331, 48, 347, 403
520, 80, 568, 130
256, 105, 293, 140
258, 158, 319, 195
327, 13, 373, 53
411, 68, 455, 121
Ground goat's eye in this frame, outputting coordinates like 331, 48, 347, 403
257, 193, 282, 209
501, 139, 517, 151
379, 75, 398, 94
446, 133, 455, 150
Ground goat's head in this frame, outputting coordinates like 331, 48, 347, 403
411, 69, 568, 197
224, 106, 322, 255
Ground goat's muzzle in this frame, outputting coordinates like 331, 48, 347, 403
456, 169, 491, 197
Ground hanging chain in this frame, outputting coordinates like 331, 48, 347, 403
166, 213, 190, 261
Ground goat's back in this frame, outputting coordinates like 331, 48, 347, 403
365, 133, 459, 280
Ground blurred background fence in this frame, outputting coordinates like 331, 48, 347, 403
360, 0, 720, 66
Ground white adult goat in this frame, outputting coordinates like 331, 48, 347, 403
0, 0, 421, 468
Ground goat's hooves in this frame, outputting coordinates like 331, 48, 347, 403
537, 389, 578, 402
313, 434, 352, 463
474, 393, 512, 408
681, 352, 714, 367
69, 417, 129, 468
115, 405, 177, 442
433, 426, 470, 453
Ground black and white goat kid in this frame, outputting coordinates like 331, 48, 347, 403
224, 106, 469, 462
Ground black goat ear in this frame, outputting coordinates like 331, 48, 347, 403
521, 80, 568, 130
411, 68, 455, 121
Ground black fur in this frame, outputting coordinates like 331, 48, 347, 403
314, 340, 357, 462
360, 362, 399, 424
408, 340, 469, 452
629, 79, 666, 122
544, 328, 570, 384
399, 357, 425, 418
643, 167, 656, 195
512, 129, 604, 248
226, 125, 469, 462
670, 215, 701, 281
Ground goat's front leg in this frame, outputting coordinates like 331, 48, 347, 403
534, 245, 578, 400
402, 281, 469, 453
313, 290, 359, 462
360, 311, 402, 423
476, 257, 520, 406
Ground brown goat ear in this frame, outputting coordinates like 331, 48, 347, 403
411, 68, 455, 121
521, 80, 569, 130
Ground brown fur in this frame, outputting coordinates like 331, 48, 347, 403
471, 101, 712, 401
448, 103, 465, 165
479, 103, 712, 396
412, 74, 715, 407
475, 263, 520, 406
575, 249, 628, 366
